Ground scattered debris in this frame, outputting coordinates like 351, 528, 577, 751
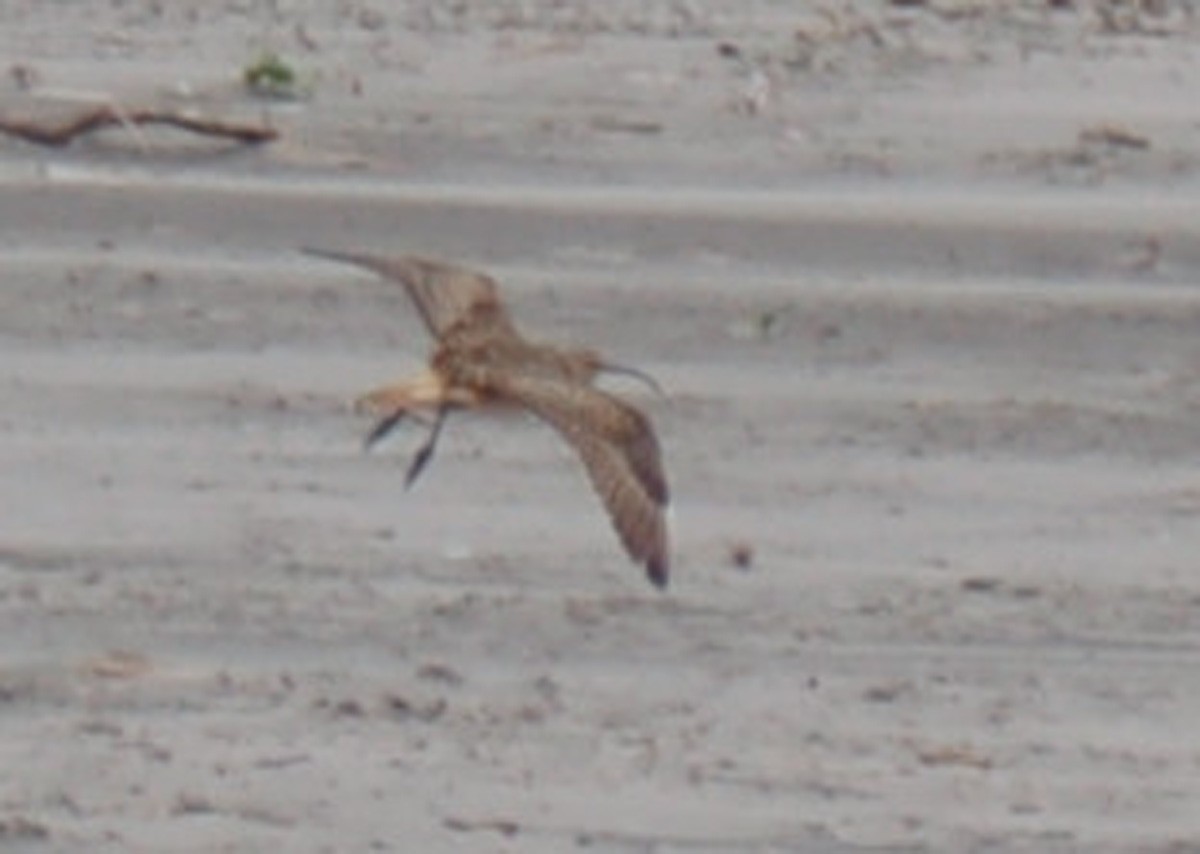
814, 321, 843, 343
243, 52, 301, 100
316, 697, 366, 718
960, 576, 1043, 599
728, 540, 755, 570
728, 304, 794, 341
443, 816, 520, 837
294, 22, 319, 52
1010, 585, 1042, 599
863, 681, 915, 703
81, 649, 153, 680
737, 67, 773, 116
8, 62, 39, 91
0, 102, 278, 147
416, 662, 465, 686
531, 674, 563, 710
172, 793, 217, 816
383, 692, 448, 723
756, 306, 789, 338
910, 741, 994, 770
1120, 235, 1163, 274
0, 816, 49, 841
252, 753, 312, 770
715, 41, 742, 60
356, 7, 388, 31
960, 576, 1002, 593
1096, 0, 1179, 36
589, 115, 663, 135
77, 719, 123, 737
1079, 123, 1151, 151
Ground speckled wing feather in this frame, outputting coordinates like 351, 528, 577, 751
493, 373, 670, 588
303, 248, 513, 338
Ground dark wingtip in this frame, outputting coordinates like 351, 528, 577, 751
646, 557, 669, 590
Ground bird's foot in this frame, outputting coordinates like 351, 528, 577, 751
363, 409, 407, 450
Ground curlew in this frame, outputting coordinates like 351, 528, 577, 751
303, 248, 671, 589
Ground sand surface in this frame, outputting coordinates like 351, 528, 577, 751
3, 2, 1200, 852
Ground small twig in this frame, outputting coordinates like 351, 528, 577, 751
443, 816, 520, 837
0, 103, 278, 147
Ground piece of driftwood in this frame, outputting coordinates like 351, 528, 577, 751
0, 103, 278, 147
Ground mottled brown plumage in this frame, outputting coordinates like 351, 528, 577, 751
304, 247, 670, 588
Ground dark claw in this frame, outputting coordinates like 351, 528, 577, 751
364, 409, 407, 450
404, 445, 435, 489
403, 405, 450, 491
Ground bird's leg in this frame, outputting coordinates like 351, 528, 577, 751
404, 404, 450, 490
355, 383, 419, 416
355, 371, 448, 450
354, 370, 473, 483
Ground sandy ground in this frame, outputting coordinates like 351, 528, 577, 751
3, 2, 1200, 852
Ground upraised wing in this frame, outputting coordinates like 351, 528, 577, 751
303, 248, 513, 338
494, 373, 670, 588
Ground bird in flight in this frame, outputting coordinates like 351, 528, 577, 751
303, 248, 671, 589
